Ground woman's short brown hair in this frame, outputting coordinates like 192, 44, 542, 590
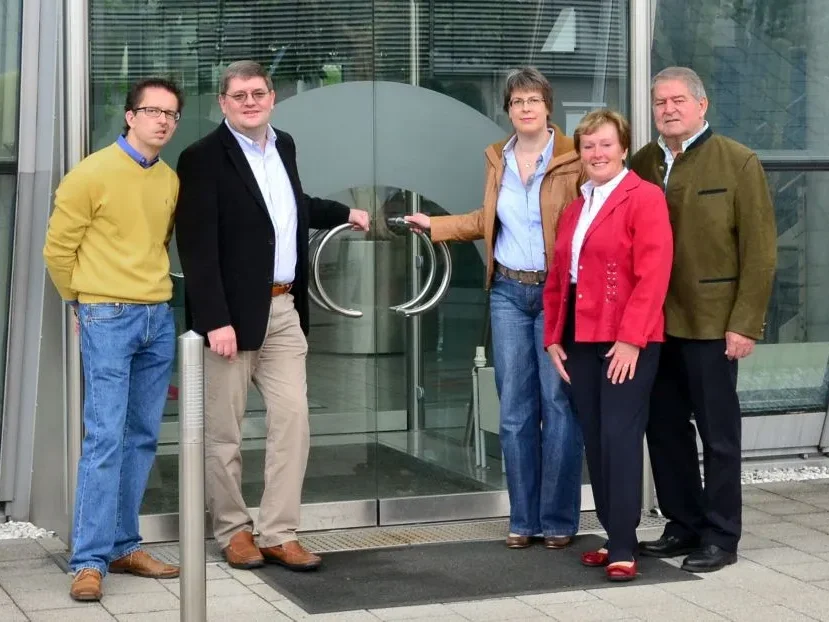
573, 109, 631, 152
502, 67, 554, 116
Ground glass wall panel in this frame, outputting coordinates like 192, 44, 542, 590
653, 0, 829, 416
0, 0, 22, 431
89, 0, 630, 521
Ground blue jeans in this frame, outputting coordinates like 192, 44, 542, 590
70, 302, 175, 575
490, 273, 583, 536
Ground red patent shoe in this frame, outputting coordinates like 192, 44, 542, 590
581, 548, 609, 567
605, 560, 637, 582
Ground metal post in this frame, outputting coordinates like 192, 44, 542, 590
631, 0, 658, 513
65, 0, 90, 537
178, 331, 206, 622
407, 0, 425, 431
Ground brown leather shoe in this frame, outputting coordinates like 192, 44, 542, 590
70, 568, 103, 601
223, 530, 265, 570
109, 549, 179, 578
506, 534, 532, 548
260, 540, 321, 571
544, 536, 572, 549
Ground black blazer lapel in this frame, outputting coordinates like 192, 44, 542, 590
218, 122, 268, 213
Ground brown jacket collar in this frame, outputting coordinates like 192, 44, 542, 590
484, 124, 579, 175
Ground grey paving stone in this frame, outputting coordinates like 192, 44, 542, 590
164, 577, 252, 598
214, 562, 264, 585
28, 606, 116, 621
0, 572, 71, 593
36, 538, 69, 555
516, 591, 598, 606
101, 574, 170, 596
776, 561, 829, 582
783, 512, 829, 533
623, 602, 729, 621
247, 582, 287, 602
719, 605, 822, 622
741, 508, 781, 525
0, 587, 11, 606
448, 598, 546, 622
0, 540, 53, 563
204, 594, 277, 616
782, 534, 829, 553
116, 612, 179, 622
744, 522, 815, 539
739, 546, 825, 565
368, 604, 462, 620
788, 492, 829, 510
736, 533, 781, 550
753, 500, 824, 516
0, 558, 66, 578
100, 591, 180, 615
12, 587, 95, 611
538, 599, 634, 622
586, 584, 685, 608
0, 604, 29, 621
814, 580, 829, 591
742, 487, 789, 504
676, 587, 773, 612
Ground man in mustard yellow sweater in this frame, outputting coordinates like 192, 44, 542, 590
43, 78, 184, 602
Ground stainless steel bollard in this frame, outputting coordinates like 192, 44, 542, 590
178, 331, 206, 622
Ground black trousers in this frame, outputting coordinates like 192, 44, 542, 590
647, 336, 742, 552
563, 294, 661, 563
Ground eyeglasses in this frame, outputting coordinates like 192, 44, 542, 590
134, 107, 181, 122
509, 97, 545, 109
223, 90, 272, 104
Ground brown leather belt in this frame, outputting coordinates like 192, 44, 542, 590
495, 263, 547, 285
271, 282, 293, 297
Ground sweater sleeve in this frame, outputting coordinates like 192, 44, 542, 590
43, 167, 95, 301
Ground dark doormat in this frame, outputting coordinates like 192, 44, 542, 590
253, 534, 699, 614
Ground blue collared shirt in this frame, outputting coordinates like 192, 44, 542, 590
657, 121, 709, 187
116, 134, 159, 168
224, 120, 298, 283
494, 130, 555, 272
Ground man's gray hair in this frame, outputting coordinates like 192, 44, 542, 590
651, 66, 707, 101
219, 60, 274, 95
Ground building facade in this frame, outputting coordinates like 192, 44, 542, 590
0, 0, 827, 542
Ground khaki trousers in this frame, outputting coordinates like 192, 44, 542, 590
204, 294, 309, 549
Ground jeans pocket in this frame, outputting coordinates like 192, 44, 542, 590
82, 303, 126, 321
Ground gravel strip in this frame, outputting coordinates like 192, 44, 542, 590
0, 520, 55, 540
742, 465, 829, 484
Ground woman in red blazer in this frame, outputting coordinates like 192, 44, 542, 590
543, 109, 673, 582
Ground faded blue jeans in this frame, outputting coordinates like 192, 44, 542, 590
70, 302, 175, 575
490, 272, 583, 536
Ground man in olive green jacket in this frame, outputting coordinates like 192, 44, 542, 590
630, 67, 777, 573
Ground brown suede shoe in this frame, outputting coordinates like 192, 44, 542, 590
260, 540, 321, 571
544, 536, 572, 549
70, 568, 103, 602
109, 549, 179, 578
506, 534, 532, 549
223, 530, 265, 570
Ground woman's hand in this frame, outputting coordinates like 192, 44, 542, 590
605, 341, 640, 384
546, 344, 570, 384
404, 213, 431, 233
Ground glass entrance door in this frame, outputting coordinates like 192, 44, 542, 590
86, 0, 630, 540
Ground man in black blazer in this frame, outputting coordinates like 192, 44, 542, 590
175, 60, 369, 572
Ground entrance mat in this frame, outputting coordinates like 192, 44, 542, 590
254, 534, 699, 614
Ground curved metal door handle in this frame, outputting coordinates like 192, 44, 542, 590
396, 240, 452, 316
308, 229, 334, 312
312, 223, 364, 318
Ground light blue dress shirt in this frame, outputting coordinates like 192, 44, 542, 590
116, 134, 159, 168
493, 130, 555, 272
225, 120, 298, 284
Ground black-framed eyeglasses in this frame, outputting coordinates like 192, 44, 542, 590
223, 90, 272, 104
134, 107, 181, 122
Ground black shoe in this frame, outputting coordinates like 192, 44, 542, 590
681, 544, 738, 573
639, 534, 700, 558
